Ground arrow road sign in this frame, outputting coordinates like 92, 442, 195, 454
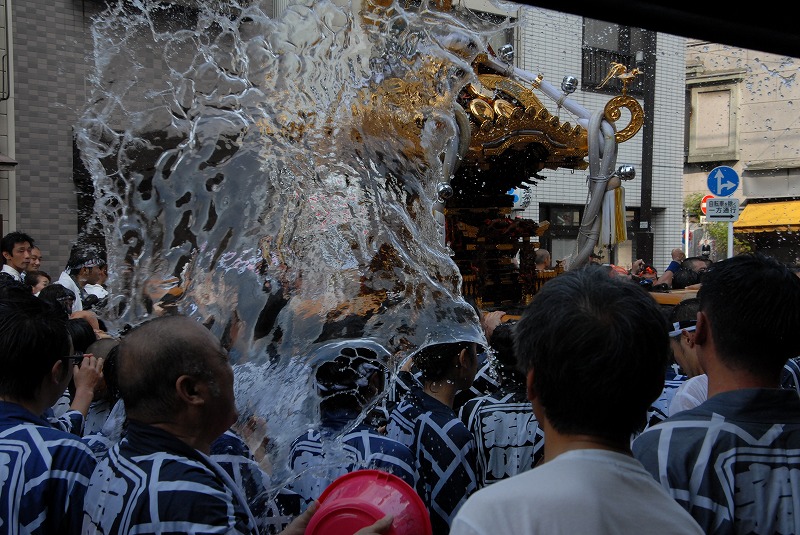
706, 197, 740, 221
707, 166, 739, 197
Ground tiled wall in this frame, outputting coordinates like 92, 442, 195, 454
11, 0, 105, 275
515, 6, 686, 271
0, 0, 11, 236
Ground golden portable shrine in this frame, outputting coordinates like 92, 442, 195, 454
361, 1, 647, 314
442, 55, 643, 312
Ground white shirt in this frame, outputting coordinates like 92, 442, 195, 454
57, 271, 83, 312
451, 449, 704, 535
668, 374, 708, 416
1, 264, 24, 282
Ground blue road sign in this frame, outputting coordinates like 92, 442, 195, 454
707, 166, 739, 197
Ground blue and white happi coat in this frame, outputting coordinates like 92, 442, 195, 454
0, 401, 97, 534
633, 388, 800, 535
82, 420, 258, 535
387, 387, 478, 534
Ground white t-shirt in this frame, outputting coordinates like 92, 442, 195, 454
668, 374, 708, 416
450, 449, 703, 535
57, 271, 83, 312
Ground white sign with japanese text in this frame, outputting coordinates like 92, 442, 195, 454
706, 197, 740, 222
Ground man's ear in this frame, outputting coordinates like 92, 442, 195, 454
175, 374, 207, 406
1, 251, 11, 262
50, 359, 70, 385
458, 347, 470, 369
694, 311, 709, 346
683, 329, 697, 348
526, 369, 537, 402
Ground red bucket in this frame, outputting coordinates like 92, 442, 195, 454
305, 469, 432, 535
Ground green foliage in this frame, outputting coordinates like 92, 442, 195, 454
684, 192, 703, 215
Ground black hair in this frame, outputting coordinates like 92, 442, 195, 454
67, 318, 97, 354
37, 283, 76, 318
0, 285, 70, 400
315, 354, 386, 414
488, 321, 525, 385
672, 268, 701, 289
1, 231, 35, 256
23, 270, 51, 292
698, 253, 800, 377
514, 266, 670, 440
669, 297, 700, 324
412, 340, 475, 382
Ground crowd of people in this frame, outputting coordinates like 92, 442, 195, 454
3, 227, 800, 535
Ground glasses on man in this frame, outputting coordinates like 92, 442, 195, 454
62, 353, 85, 365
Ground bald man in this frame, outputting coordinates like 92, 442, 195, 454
81, 315, 393, 535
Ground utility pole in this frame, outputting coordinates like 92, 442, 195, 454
634, 31, 657, 265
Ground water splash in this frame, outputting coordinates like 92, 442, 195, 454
76, 0, 497, 481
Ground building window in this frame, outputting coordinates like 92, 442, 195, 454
540, 203, 583, 262
581, 18, 647, 96
685, 70, 744, 163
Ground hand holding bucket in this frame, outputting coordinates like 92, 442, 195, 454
305, 469, 432, 535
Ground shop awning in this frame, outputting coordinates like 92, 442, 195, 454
734, 200, 800, 233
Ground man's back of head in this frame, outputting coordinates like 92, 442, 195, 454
670, 297, 700, 325
698, 253, 800, 377
534, 248, 551, 268
118, 315, 215, 419
0, 284, 69, 402
514, 266, 670, 441
315, 354, 386, 415
116, 314, 238, 452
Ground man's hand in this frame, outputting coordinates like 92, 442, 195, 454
279, 502, 318, 535
278, 504, 394, 535
481, 310, 506, 342
355, 515, 394, 534
71, 354, 105, 416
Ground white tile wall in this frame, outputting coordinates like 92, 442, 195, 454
514, 6, 686, 271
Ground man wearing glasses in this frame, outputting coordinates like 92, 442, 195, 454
0, 280, 97, 534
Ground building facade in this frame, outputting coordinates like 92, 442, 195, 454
684, 39, 800, 264
512, 5, 686, 270
2, 0, 685, 275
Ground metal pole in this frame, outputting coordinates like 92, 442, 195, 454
634, 31, 657, 266
685, 210, 690, 257
728, 221, 734, 258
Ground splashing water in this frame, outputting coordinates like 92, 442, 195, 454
76, 0, 502, 482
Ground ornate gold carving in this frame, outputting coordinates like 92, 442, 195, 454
598, 62, 642, 96
604, 95, 645, 143
462, 74, 589, 170
469, 99, 495, 123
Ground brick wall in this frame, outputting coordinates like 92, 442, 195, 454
11, 0, 105, 275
